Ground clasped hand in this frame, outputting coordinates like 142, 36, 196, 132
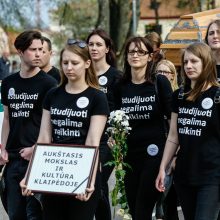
20, 178, 95, 201
19, 147, 34, 161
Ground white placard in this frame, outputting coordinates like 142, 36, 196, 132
26, 143, 98, 195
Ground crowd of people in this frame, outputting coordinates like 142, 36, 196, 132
0, 18, 220, 220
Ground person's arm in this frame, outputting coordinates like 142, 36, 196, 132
155, 112, 179, 192
20, 109, 52, 196
19, 109, 52, 160
75, 115, 107, 201
0, 105, 9, 164
85, 115, 107, 146
157, 74, 173, 119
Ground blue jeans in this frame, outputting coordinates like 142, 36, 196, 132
5, 158, 42, 220
175, 183, 220, 220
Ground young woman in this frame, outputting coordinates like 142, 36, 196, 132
156, 59, 179, 91
86, 28, 121, 111
205, 19, 220, 80
156, 42, 220, 220
114, 36, 173, 220
86, 28, 121, 220
21, 40, 109, 220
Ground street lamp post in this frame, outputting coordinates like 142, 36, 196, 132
132, 0, 137, 35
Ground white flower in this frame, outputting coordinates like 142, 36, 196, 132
106, 127, 113, 133
123, 213, 132, 220
121, 120, 129, 127
109, 111, 115, 119
116, 209, 132, 220
106, 110, 131, 215
107, 110, 131, 136
115, 110, 124, 115
115, 114, 122, 122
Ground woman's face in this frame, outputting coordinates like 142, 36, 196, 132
156, 63, 173, 82
207, 23, 220, 50
183, 51, 203, 82
127, 42, 151, 69
88, 34, 109, 62
61, 50, 90, 82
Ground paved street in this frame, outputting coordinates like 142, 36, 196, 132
0, 171, 184, 220
0, 201, 8, 220
108, 172, 184, 220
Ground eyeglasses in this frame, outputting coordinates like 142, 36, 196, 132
128, 49, 149, 56
156, 70, 172, 75
67, 39, 87, 48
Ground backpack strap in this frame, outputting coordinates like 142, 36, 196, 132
214, 87, 220, 104
154, 74, 163, 108
177, 86, 220, 103
154, 74, 159, 98
154, 74, 169, 136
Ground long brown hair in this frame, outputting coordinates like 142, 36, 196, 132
122, 36, 155, 83
205, 19, 220, 45
181, 42, 218, 101
145, 32, 164, 63
59, 44, 99, 89
86, 28, 116, 67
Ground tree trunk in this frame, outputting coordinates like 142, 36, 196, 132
95, 0, 110, 33
96, 0, 141, 69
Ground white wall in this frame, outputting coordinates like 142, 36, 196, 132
137, 18, 178, 41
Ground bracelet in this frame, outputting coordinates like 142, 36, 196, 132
167, 139, 179, 145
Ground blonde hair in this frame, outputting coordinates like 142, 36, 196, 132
156, 59, 179, 91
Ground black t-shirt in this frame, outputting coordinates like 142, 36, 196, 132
43, 86, 109, 145
172, 86, 220, 185
216, 65, 220, 82
115, 74, 172, 159
98, 66, 121, 145
98, 66, 121, 112
1, 71, 57, 152
47, 66, 61, 83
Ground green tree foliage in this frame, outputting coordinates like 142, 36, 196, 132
0, 0, 32, 30
95, 0, 110, 31
96, 0, 142, 68
51, 0, 98, 40
177, 0, 215, 11
0, 0, 55, 31
50, 0, 141, 68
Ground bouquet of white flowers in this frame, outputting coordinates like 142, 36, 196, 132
106, 110, 131, 218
